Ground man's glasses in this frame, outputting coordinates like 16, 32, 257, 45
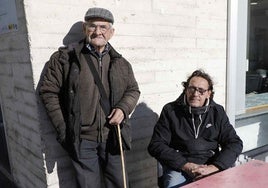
187, 86, 208, 95
86, 23, 111, 33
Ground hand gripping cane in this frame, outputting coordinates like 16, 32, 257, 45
117, 124, 127, 188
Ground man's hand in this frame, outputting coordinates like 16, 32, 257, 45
181, 162, 207, 178
108, 108, 124, 125
191, 164, 219, 180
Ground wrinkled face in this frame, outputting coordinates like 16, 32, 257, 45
186, 76, 211, 107
83, 19, 114, 52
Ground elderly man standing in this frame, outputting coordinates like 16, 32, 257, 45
40, 7, 140, 188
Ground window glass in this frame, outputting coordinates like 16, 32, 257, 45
247, 0, 268, 108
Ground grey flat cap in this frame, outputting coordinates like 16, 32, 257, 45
84, 7, 114, 24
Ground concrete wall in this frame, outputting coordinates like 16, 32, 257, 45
0, 0, 46, 187
0, 0, 228, 187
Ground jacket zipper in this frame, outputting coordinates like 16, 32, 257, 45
98, 57, 103, 143
192, 114, 202, 139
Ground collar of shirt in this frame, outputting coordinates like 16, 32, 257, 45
86, 43, 110, 58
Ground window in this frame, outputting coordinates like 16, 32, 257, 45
246, 0, 268, 108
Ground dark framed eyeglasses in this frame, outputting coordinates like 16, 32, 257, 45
187, 86, 209, 95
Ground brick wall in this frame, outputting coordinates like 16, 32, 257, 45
0, 0, 228, 187
0, 0, 46, 187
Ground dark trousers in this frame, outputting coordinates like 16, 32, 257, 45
71, 139, 128, 188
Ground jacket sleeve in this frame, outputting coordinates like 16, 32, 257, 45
147, 105, 188, 171
212, 106, 243, 170
113, 58, 140, 117
39, 51, 67, 143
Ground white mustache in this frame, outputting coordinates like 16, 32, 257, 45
88, 36, 108, 44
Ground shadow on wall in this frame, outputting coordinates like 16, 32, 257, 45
236, 114, 268, 152
62, 21, 84, 46
36, 64, 76, 188
36, 21, 160, 188
127, 102, 159, 188
35, 21, 84, 188
257, 114, 268, 148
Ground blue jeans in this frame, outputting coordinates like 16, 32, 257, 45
162, 165, 192, 188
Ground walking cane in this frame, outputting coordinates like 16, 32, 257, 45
117, 124, 127, 188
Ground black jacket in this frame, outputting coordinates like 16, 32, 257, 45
40, 40, 140, 156
148, 94, 243, 171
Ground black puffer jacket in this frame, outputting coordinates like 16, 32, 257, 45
40, 40, 140, 156
148, 94, 243, 171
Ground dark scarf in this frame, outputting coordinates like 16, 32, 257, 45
183, 94, 210, 115
182, 94, 210, 138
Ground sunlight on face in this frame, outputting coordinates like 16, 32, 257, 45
83, 19, 114, 52
186, 76, 211, 107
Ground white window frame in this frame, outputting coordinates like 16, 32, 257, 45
227, 0, 248, 124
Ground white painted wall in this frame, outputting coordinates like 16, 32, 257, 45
23, 0, 229, 111
29, 1, 229, 187
236, 112, 268, 152
0, 0, 229, 187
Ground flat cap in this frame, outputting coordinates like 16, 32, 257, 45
84, 7, 114, 24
